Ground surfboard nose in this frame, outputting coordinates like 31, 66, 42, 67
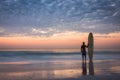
89, 32, 93, 35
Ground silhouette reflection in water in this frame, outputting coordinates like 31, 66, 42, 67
89, 61, 94, 75
82, 60, 94, 76
82, 61, 87, 75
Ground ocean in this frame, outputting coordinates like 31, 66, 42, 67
0, 51, 119, 62
0, 50, 120, 80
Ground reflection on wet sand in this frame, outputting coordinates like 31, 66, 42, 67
82, 60, 94, 76
82, 61, 87, 75
89, 61, 94, 75
0, 69, 82, 79
0, 61, 95, 79
1, 59, 120, 80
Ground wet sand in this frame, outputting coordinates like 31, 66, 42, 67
0, 59, 120, 80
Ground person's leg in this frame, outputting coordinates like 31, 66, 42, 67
82, 55, 84, 61
83, 55, 86, 62
85, 55, 86, 61
83, 52, 86, 62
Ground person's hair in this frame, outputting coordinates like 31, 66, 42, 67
83, 42, 85, 45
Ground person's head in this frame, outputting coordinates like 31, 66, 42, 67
83, 42, 85, 45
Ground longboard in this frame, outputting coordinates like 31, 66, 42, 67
88, 32, 94, 61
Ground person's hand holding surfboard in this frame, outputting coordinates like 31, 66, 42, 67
81, 32, 94, 62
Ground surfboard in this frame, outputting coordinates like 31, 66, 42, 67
88, 32, 94, 61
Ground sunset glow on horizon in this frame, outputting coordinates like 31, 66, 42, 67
0, 32, 120, 50
0, 0, 120, 51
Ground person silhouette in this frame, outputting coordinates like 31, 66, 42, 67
81, 42, 88, 61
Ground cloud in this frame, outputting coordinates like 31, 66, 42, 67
0, 27, 5, 33
30, 28, 62, 37
95, 36, 113, 38
0, 0, 120, 37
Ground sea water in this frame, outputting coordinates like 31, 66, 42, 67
0, 51, 119, 62
0, 50, 120, 80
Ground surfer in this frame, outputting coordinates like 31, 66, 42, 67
81, 42, 88, 61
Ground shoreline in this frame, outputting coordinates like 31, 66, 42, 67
0, 51, 119, 80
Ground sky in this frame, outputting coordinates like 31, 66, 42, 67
0, 0, 120, 50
